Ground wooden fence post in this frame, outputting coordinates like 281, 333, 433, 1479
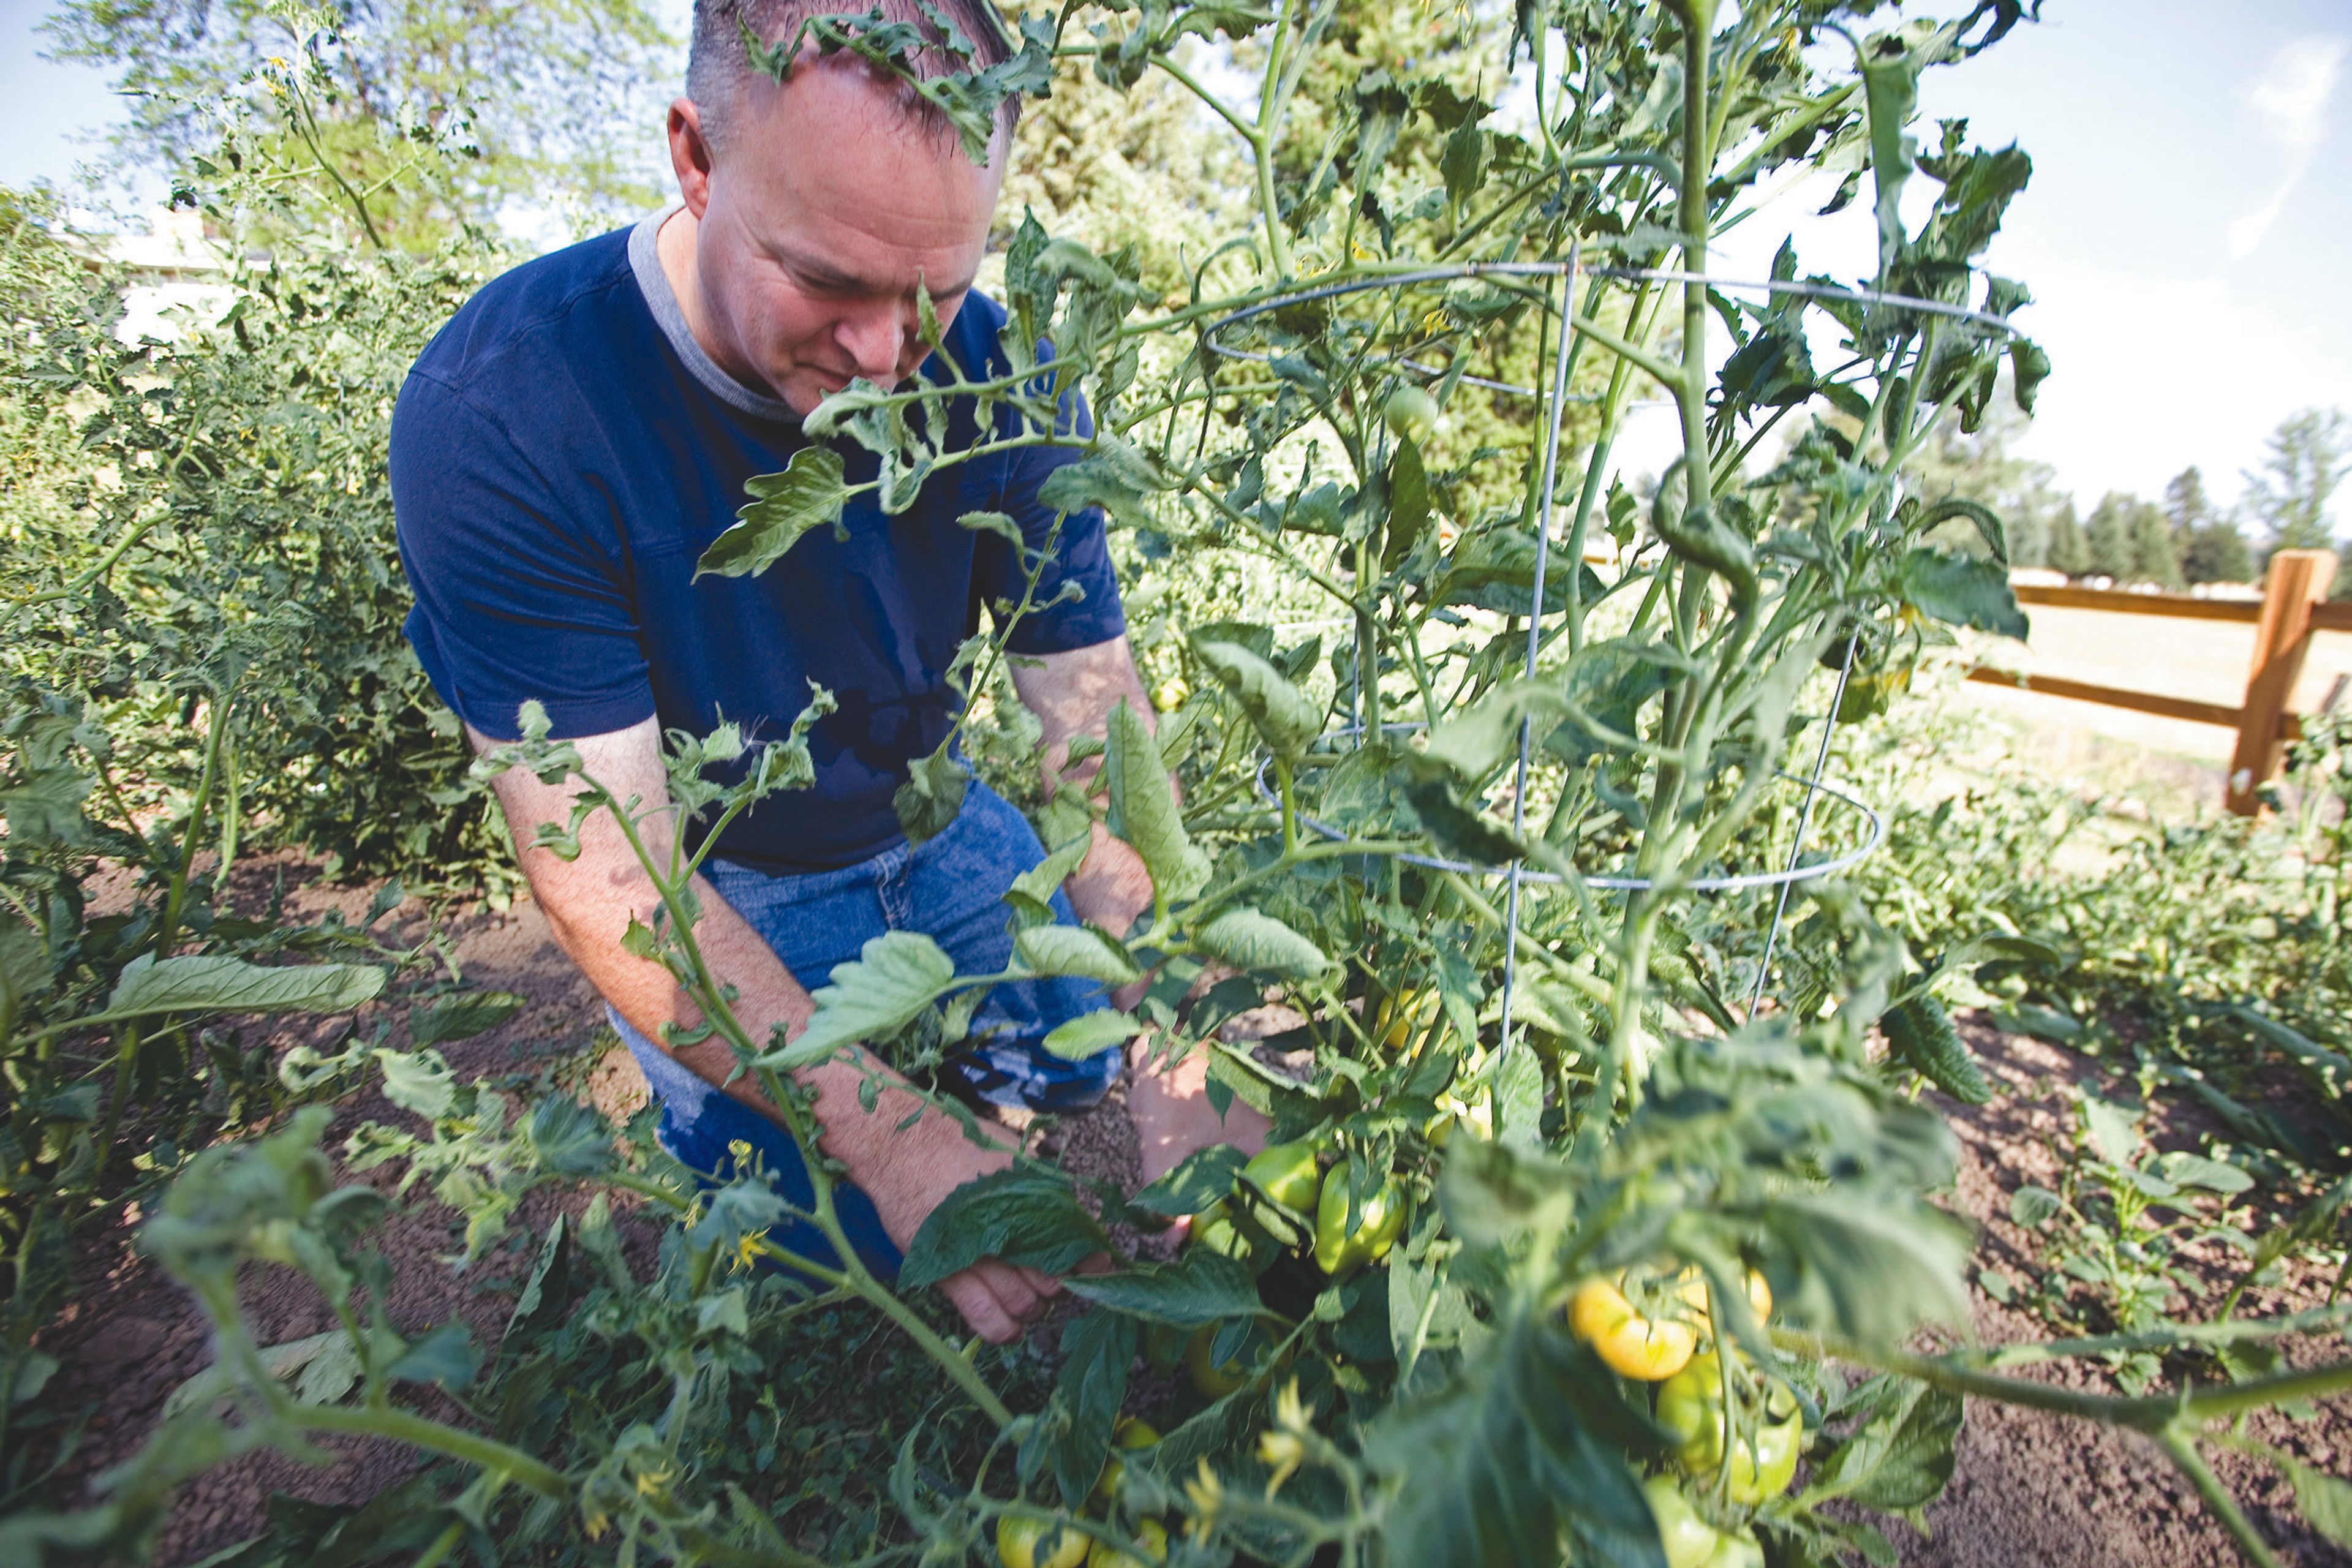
2226, 548, 2337, 815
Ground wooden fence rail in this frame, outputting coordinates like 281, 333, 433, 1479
1962, 548, 2342, 816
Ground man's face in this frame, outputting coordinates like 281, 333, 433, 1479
671, 62, 1005, 417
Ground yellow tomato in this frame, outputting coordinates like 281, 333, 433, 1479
997, 1514, 1089, 1568
1373, 986, 1439, 1052
1150, 677, 1189, 713
1567, 1276, 1698, 1381
1086, 1519, 1168, 1568
1684, 1267, 1773, 1333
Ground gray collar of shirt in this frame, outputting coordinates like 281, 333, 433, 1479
628, 207, 801, 426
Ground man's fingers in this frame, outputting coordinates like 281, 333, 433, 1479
974, 1259, 1049, 1322
941, 1270, 1024, 1344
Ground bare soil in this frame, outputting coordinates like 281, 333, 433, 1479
23, 861, 2351, 1566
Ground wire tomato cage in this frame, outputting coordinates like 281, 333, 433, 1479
1198, 250, 2027, 1039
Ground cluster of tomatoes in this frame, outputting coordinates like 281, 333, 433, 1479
997, 1418, 1169, 1568
998, 1134, 1417, 1567
1174, 1133, 1409, 1394
1568, 1268, 1802, 1568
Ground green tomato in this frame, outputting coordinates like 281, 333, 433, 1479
1242, 1139, 1322, 1212
997, 1514, 1088, 1568
1086, 1518, 1168, 1568
1312, 1164, 1405, 1275
1382, 383, 1439, 442
1185, 1325, 1249, 1398
1657, 1354, 1803, 1504
1700, 1528, 1765, 1568
1642, 1475, 1724, 1568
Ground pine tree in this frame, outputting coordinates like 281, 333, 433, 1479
2164, 467, 2212, 536
2245, 408, 2348, 552
2047, 501, 2092, 576
2085, 492, 2136, 581
2127, 499, 2183, 589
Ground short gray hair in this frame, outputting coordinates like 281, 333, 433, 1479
687, 0, 1025, 157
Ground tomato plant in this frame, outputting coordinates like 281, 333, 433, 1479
10, 4, 2352, 1567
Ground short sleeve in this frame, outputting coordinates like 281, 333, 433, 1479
976, 387, 1128, 655
391, 372, 657, 741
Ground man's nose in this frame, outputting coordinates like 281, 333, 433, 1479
834, 303, 910, 383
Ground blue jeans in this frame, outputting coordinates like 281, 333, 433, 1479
611, 779, 1118, 1280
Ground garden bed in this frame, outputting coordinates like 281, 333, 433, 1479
24, 861, 2348, 1566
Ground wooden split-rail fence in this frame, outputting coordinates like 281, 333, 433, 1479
1964, 548, 2345, 815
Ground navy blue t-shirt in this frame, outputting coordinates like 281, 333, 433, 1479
391, 215, 1125, 873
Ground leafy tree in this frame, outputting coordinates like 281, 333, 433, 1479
40, 0, 679, 242
997, 42, 1251, 298
2167, 467, 2254, 586
2244, 406, 2350, 553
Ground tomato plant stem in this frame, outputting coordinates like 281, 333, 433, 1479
294, 1401, 568, 1498
2158, 1428, 2288, 1568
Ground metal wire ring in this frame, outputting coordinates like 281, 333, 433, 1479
1195, 260, 2028, 401
1246, 735, 1885, 894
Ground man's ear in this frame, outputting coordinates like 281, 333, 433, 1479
668, 98, 717, 218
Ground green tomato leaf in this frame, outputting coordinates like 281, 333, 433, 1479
1041, 1008, 1144, 1060
1192, 907, 1330, 981
108, 954, 386, 1019
1802, 1376, 1962, 1513
387, 1321, 481, 1393
1365, 1306, 1665, 1568
526, 1096, 614, 1177
1189, 637, 1322, 763
375, 1047, 458, 1121
1036, 1308, 1136, 1511
2285, 1456, 2352, 1549
1104, 698, 1209, 903
2154, 1151, 2255, 1196
1763, 1192, 1971, 1349
696, 445, 849, 579
899, 1166, 1111, 1290
1063, 1251, 1260, 1327
763, 932, 958, 1069
1881, 995, 1990, 1105
2079, 1095, 2143, 1167
1385, 436, 1431, 568
893, 747, 969, 847
2008, 1185, 2063, 1228
1014, 923, 1141, 986
407, 990, 524, 1048
1129, 1144, 1250, 1219
0, 917, 53, 1006
1898, 548, 2029, 640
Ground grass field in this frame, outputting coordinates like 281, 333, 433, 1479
1961, 605, 2352, 819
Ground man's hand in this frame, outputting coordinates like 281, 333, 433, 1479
855, 1107, 1066, 1344
1128, 1035, 1271, 1187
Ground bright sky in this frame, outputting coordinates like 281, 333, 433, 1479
3, 1, 2344, 524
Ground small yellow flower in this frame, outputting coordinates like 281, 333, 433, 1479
1183, 1458, 1224, 1542
1256, 1429, 1305, 1497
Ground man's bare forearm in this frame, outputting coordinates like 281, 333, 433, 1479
473, 720, 1003, 1238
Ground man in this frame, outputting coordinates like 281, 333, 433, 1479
390, 0, 1264, 1346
